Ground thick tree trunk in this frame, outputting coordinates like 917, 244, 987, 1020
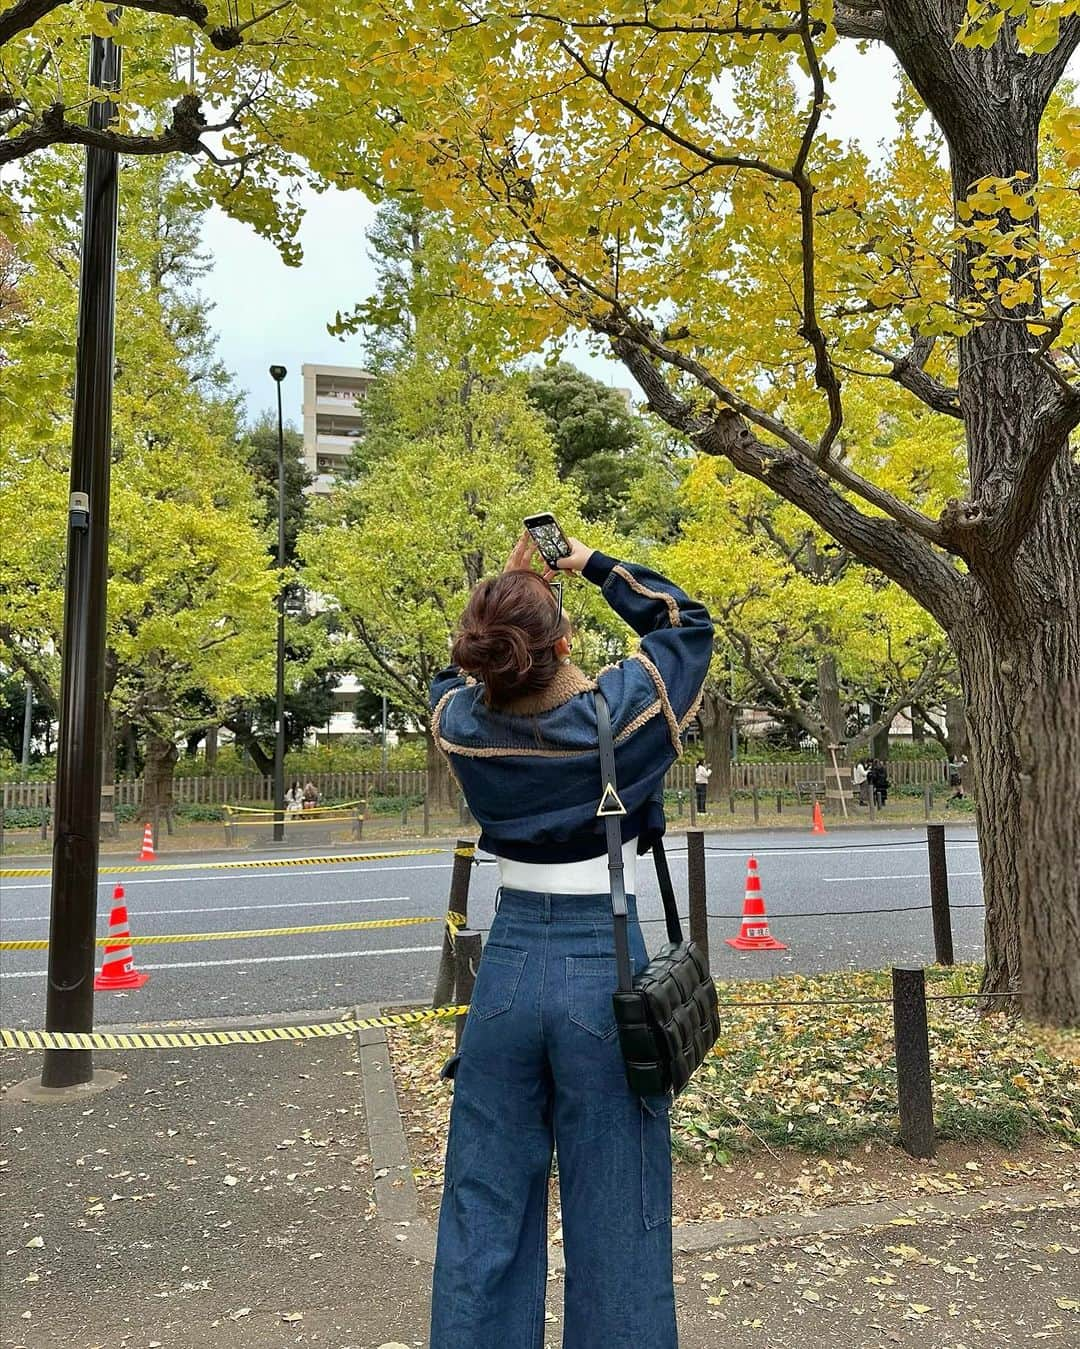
205, 726, 218, 768
816, 654, 844, 750
426, 731, 453, 808
697, 687, 733, 797
955, 606, 1080, 1023
139, 735, 178, 824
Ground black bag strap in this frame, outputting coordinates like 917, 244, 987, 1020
595, 692, 683, 994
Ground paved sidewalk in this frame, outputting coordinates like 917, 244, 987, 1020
3, 1021, 1077, 1349
1, 1036, 430, 1348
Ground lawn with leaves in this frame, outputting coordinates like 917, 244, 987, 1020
387, 965, 1079, 1196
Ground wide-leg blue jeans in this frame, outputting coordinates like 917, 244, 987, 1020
429, 888, 678, 1349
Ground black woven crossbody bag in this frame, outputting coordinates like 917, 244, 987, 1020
595, 690, 720, 1099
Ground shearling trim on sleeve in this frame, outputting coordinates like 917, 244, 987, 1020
629, 652, 683, 754
610, 565, 681, 627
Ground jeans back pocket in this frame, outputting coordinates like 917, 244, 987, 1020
470, 944, 527, 1020
566, 956, 624, 1040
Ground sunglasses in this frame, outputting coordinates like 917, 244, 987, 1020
549, 578, 563, 626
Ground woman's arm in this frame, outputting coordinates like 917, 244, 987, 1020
560, 542, 714, 727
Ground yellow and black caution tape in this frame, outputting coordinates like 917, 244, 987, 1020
0, 1004, 471, 1052
224, 799, 365, 814
0, 847, 448, 880
0, 915, 448, 952
0, 909, 470, 953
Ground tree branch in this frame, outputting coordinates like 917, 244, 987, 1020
992, 383, 1080, 555
868, 337, 962, 419
848, 651, 945, 755
611, 336, 964, 630
0, 94, 253, 166
834, 3, 887, 41
0, 0, 253, 49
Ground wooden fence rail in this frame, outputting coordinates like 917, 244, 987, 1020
1, 758, 949, 812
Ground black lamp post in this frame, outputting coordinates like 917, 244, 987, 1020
269, 365, 287, 842
41, 24, 121, 1091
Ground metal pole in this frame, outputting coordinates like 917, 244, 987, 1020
926, 823, 954, 966
21, 684, 33, 773
892, 967, 935, 1158
433, 839, 474, 1006
381, 694, 388, 777
42, 23, 121, 1090
687, 830, 708, 969
270, 366, 287, 842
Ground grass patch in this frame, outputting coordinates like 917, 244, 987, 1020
673, 966, 1079, 1162
388, 964, 1079, 1181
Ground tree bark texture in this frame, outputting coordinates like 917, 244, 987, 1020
426, 730, 454, 807
698, 686, 733, 797
139, 734, 178, 823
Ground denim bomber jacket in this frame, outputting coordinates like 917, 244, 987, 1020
429, 552, 715, 864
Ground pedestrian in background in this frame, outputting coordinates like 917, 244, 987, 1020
303, 779, 320, 810
853, 759, 869, 806
947, 754, 968, 802
694, 759, 712, 814
869, 759, 889, 809
284, 780, 304, 813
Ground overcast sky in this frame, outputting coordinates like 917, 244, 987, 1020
201, 42, 907, 427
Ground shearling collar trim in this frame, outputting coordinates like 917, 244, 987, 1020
497, 663, 595, 715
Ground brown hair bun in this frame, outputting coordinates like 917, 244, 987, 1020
452, 570, 567, 705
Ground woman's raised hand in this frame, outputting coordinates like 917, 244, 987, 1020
555, 538, 594, 574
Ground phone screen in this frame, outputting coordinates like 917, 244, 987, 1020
524, 513, 572, 566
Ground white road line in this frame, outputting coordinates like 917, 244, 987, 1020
0, 862, 454, 893
825, 872, 982, 882
0, 943, 443, 979
1, 895, 415, 923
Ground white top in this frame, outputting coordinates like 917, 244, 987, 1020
497, 840, 638, 896
695, 764, 712, 784
852, 764, 868, 785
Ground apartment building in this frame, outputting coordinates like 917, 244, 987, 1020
301, 363, 376, 494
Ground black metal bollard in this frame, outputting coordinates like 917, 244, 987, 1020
892, 967, 935, 1159
728, 790, 735, 815
926, 823, 954, 966
776, 791, 783, 816
689, 785, 697, 826
752, 786, 760, 824
433, 839, 474, 1007
687, 829, 709, 970
454, 930, 482, 1048
422, 795, 430, 835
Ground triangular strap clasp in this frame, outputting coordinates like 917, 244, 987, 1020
596, 782, 627, 817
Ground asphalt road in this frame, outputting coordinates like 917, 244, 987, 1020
0, 826, 984, 1029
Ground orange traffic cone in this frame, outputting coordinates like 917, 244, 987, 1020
811, 800, 827, 835
138, 822, 155, 861
94, 887, 149, 991
725, 857, 787, 951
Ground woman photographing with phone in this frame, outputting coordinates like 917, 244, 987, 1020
428, 527, 713, 1349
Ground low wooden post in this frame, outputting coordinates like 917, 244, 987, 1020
923, 785, 933, 821
689, 785, 697, 826
892, 966, 935, 1158
401, 801, 409, 828
752, 786, 760, 824
353, 807, 364, 841
687, 829, 709, 970
776, 791, 782, 816
433, 839, 474, 1007
454, 930, 482, 1049
728, 790, 735, 815
926, 823, 954, 966
422, 794, 430, 835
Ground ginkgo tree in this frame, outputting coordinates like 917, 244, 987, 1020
298, 356, 621, 803
0, 152, 276, 814
289, 5, 1076, 1025
6, 4, 1078, 1022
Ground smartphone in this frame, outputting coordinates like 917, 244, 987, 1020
524, 512, 573, 567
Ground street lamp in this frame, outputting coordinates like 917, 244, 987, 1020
269, 365, 287, 842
